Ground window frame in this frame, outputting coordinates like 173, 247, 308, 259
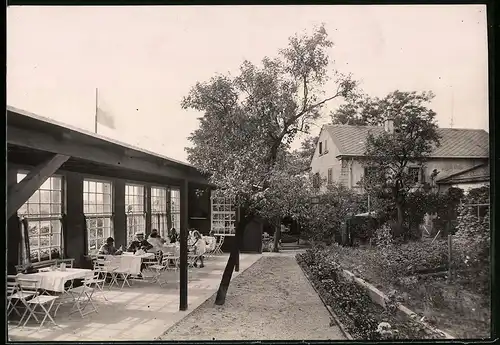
17, 171, 65, 263
83, 178, 114, 252
319, 142, 323, 155
125, 183, 146, 245
170, 188, 181, 233
327, 168, 333, 185
151, 186, 169, 239
211, 193, 236, 236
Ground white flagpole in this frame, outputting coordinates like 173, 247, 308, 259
95, 88, 99, 134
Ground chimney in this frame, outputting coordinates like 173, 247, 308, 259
384, 119, 394, 134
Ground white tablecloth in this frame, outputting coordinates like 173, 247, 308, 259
105, 253, 155, 275
17, 268, 93, 293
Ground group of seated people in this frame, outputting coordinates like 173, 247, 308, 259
98, 228, 179, 256
96, 227, 207, 269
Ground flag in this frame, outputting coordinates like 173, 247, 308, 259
95, 88, 116, 131
96, 107, 115, 129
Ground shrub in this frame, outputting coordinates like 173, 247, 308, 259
452, 201, 490, 295
374, 223, 393, 248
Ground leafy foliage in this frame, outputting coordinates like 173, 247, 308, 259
452, 185, 490, 295
360, 91, 441, 233
299, 183, 366, 244
183, 25, 358, 221
374, 223, 394, 247
330, 94, 387, 126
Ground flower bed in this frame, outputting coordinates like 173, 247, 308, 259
296, 248, 445, 340
302, 242, 490, 339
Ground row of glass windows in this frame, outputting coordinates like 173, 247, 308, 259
16, 172, 181, 262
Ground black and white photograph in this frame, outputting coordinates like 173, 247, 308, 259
6, 4, 491, 341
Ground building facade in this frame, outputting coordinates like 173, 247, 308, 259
310, 123, 489, 193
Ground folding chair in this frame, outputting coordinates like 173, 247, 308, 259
213, 235, 225, 255
93, 258, 120, 290
188, 253, 200, 268
142, 251, 162, 275
83, 268, 108, 302
113, 267, 132, 289
17, 278, 59, 329
65, 280, 99, 318
56, 258, 75, 268
149, 253, 175, 287
7, 275, 37, 324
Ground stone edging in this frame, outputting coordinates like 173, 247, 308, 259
297, 261, 354, 340
340, 268, 455, 339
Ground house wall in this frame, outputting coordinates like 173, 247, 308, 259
347, 157, 488, 193
8, 163, 209, 267
310, 129, 344, 191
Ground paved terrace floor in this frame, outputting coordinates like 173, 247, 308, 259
8, 253, 261, 342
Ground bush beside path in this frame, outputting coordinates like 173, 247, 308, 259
160, 256, 345, 341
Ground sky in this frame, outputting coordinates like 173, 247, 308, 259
7, 5, 489, 163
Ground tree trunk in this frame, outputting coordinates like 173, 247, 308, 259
297, 222, 300, 245
214, 215, 250, 305
396, 201, 404, 235
272, 221, 281, 252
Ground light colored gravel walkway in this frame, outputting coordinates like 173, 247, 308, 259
160, 255, 345, 341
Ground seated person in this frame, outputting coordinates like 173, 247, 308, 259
147, 230, 163, 253
98, 237, 122, 255
191, 231, 206, 268
127, 232, 153, 253
168, 228, 178, 244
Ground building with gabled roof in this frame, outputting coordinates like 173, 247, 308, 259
310, 123, 489, 193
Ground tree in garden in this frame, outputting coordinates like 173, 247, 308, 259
360, 91, 441, 236
330, 93, 386, 126
183, 25, 358, 304
291, 135, 319, 173
300, 182, 366, 244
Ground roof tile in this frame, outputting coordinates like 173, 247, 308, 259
325, 125, 489, 158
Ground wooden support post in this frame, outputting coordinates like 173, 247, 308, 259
145, 186, 152, 236
235, 206, 241, 272
179, 179, 189, 311
7, 154, 69, 219
166, 187, 172, 234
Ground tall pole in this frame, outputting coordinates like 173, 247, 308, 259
179, 179, 189, 311
94, 88, 99, 134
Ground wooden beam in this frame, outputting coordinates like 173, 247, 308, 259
7, 154, 69, 219
179, 179, 189, 311
7, 126, 208, 185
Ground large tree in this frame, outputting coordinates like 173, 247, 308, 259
330, 93, 387, 126
360, 91, 441, 235
183, 25, 358, 304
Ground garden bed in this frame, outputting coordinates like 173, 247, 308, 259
304, 242, 490, 339
296, 250, 447, 340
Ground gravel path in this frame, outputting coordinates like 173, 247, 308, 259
160, 255, 345, 341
